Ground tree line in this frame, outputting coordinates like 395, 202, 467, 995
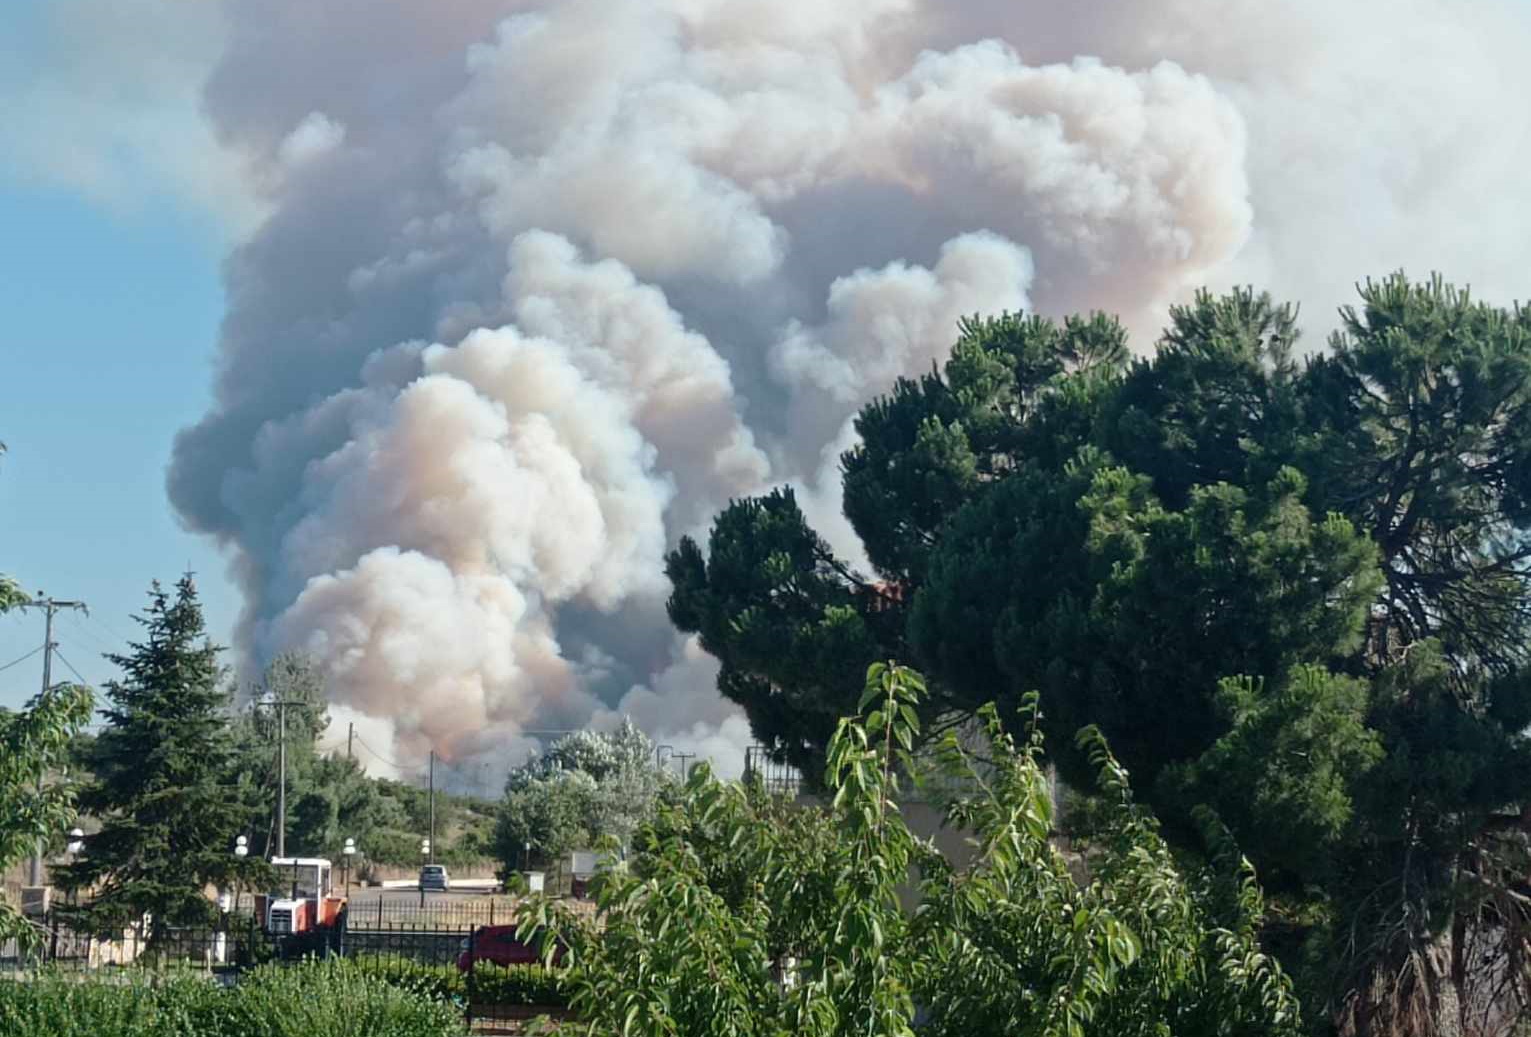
0, 569, 502, 938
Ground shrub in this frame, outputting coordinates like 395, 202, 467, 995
349, 955, 464, 1001
0, 971, 222, 1037
233, 958, 464, 1036
467, 962, 568, 1006
0, 959, 464, 1037
347, 955, 570, 1008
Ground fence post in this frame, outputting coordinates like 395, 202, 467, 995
466, 926, 477, 1029
377, 897, 384, 929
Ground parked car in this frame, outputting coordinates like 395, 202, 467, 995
419, 864, 450, 891
457, 924, 567, 972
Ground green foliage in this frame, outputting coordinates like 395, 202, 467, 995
349, 956, 569, 1007
0, 682, 93, 949
0, 959, 464, 1037
1303, 275, 1531, 668
61, 576, 265, 935
666, 489, 906, 781
493, 722, 671, 875
677, 276, 1531, 1032
224, 654, 498, 869
522, 664, 1300, 1037
1164, 667, 1384, 885
0, 573, 25, 613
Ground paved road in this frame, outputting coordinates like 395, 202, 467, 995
345, 885, 500, 909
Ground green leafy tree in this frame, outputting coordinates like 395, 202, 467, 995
495, 770, 597, 875
62, 576, 262, 936
672, 276, 1531, 1033
0, 679, 92, 950
524, 664, 1301, 1037
226, 654, 500, 868
493, 723, 671, 875
232, 653, 330, 858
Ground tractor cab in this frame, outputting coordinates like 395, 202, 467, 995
257, 857, 346, 934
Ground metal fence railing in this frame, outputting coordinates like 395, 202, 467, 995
743, 745, 804, 798
0, 910, 572, 1031
348, 897, 524, 931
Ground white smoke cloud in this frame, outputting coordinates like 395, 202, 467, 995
505, 231, 771, 527
278, 112, 347, 169
594, 634, 753, 779
12, 0, 1502, 779
771, 231, 1034, 460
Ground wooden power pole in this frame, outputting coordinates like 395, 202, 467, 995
18, 595, 88, 886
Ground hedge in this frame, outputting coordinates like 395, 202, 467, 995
350, 955, 570, 1007
0, 959, 465, 1037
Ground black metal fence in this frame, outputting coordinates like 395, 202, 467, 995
350, 896, 524, 931
0, 911, 570, 1032
743, 745, 804, 798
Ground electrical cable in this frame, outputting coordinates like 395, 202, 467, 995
351, 733, 409, 771
51, 646, 90, 685
86, 613, 136, 648
0, 644, 43, 674
64, 612, 118, 656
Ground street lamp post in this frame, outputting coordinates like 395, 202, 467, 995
342, 838, 357, 899
232, 835, 249, 922
65, 828, 83, 908
419, 839, 430, 908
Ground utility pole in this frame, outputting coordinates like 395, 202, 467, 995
277, 703, 286, 858
347, 722, 354, 762
253, 698, 305, 859
427, 751, 435, 865
18, 596, 88, 887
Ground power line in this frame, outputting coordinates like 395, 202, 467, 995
50, 646, 89, 685
86, 613, 135, 649
63, 612, 118, 655
351, 733, 408, 770
0, 644, 43, 674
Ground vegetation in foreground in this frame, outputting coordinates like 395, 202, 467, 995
526, 663, 1301, 1037
0, 958, 465, 1037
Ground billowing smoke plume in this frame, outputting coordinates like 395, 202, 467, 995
23, 0, 1507, 776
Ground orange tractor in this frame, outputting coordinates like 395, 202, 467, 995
255, 857, 347, 936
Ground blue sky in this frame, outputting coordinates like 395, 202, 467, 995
0, 181, 240, 710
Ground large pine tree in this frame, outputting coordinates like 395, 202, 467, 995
672, 278, 1531, 1033
64, 575, 254, 935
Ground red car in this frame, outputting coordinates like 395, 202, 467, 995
456, 924, 567, 971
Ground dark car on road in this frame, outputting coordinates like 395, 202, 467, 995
457, 924, 567, 972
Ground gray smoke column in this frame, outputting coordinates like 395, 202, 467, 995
148, 0, 1530, 773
